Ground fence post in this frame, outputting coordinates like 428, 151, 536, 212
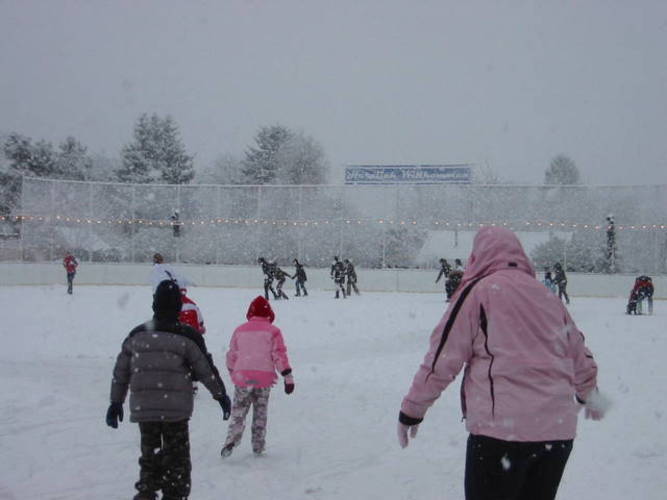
88, 182, 94, 262
18, 176, 25, 261
175, 184, 181, 263
297, 185, 303, 261
337, 187, 343, 257
216, 185, 221, 265
49, 179, 55, 261
256, 185, 262, 259
130, 185, 136, 263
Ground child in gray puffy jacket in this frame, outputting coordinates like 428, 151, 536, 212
106, 280, 231, 500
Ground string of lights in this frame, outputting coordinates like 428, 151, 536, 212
2, 214, 665, 231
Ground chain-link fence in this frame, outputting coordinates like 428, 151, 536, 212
2, 177, 665, 273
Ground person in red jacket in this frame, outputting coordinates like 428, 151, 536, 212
627, 275, 654, 315
179, 287, 206, 396
63, 252, 79, 294
179, 288, 206, 335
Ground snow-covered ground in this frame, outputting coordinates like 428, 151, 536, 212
0, 285, 665, 500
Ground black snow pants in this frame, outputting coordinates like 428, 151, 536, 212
346, 278, 359, 296
136, 420, 191, 500
334, 277, 346, 298
263, 277, 277, 300
464, 434, 573, 500
557, 282, 569, 304
295, 279, 308, 296
66, 272, 75, 294
276, 278, 289, 299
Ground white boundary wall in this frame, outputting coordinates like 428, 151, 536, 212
1, 262, 664, 299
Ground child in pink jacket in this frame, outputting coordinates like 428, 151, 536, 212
398, 227, 605, 500
221, 296, 294, 457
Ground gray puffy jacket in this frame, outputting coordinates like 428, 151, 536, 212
110, 318, 227, 422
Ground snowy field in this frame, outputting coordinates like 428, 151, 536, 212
0, 285, 665, 500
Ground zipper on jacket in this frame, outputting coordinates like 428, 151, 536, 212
480, 305, 496, 418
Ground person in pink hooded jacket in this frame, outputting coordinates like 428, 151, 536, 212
398, 227, 605, 500
221, 296, 294, 457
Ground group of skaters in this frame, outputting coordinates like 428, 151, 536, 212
257, 256, 308, 300
542, 262, 570, 304
258, 255, 360, 300
330, 255, 360, 298
99, 226, 612, 500
106, 252, 295, 500
435, 257, 465, 301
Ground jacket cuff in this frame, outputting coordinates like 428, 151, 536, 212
281, 368, 292, 376
399, 411, 423, 426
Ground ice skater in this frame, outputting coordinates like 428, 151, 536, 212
63, 252, 79, 294
397, 227, 605, 500
106, 279, 231, 500
273, 263, 291, 300
445, 259, 464, 301
221, 296, 294, 457
258, 257, 278, 300
150, 253, 190, 292
344, 258, 360, 296
330, 256, 347, 298
292, 258, 308, 296
435, 258, 451, 284
543, 269, 557, 294
553, 262, 570, 304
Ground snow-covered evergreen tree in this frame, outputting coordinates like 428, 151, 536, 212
531, 231, 609, 272
54, 136, 92, 180
242, 124, 293, 184
3, 133, 56, 178
544, 154, 581, 185
242, 125, 328, 185
117, 114, 194, 184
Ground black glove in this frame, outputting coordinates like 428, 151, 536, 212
106, 402, 123, 428
217, 394, 232, 420
284, 374, 295, 395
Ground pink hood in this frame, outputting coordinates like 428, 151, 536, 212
457, 226, 535, 292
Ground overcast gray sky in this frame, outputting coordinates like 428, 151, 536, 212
1, 0, 666, 185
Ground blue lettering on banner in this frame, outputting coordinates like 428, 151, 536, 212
345, 165, 472, 184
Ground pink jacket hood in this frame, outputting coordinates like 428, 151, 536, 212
457, 226, 535, 292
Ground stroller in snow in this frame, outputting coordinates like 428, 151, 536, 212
626, 275, 654, 315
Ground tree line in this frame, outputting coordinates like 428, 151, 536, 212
0, 114, 329, 215
1, 114, 328, 188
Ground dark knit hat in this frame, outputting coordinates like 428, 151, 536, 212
153, 279, 182, 316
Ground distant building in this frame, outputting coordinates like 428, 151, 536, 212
344, 164, 473, 185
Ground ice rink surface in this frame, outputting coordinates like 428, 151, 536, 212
0, 285, 665, 500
